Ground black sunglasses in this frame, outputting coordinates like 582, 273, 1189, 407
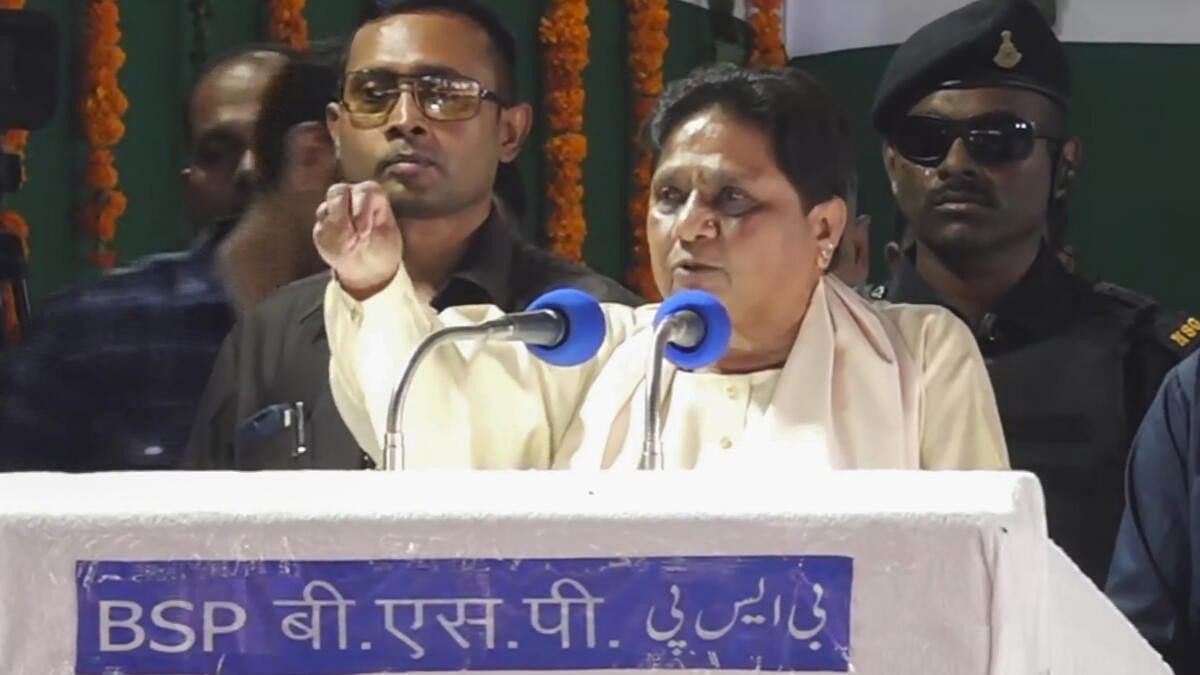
890, 112, 1061, 167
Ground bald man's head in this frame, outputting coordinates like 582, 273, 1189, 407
183, 48, 288, 228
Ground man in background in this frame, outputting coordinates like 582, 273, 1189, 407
870, 0, 1199, 586
185, 0, 639, 470
182, 49, 289, 236
0, 47, 287, 472
217, 50, 339, 317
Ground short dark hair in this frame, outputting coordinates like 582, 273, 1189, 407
253, 44, 341, 190
350, 0, 518, 101
646, 63, 855, 213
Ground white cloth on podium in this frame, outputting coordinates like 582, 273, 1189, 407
0, 471, 1041, 675
326, 266, 1008, 471
0, 471, 1170, 674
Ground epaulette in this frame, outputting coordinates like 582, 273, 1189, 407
1094, 281, 1200, 357
1092, 281, 1156, 313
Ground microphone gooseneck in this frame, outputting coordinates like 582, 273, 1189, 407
382, 288, 606, 471
383, 322, 512, 471
642, 314, 689, 470
641, 290, 732, 470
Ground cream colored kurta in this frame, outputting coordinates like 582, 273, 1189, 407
326, 266, 1010, 472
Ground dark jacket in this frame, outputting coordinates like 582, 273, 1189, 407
184, 211, 641, 470
878, 244, 1199, 587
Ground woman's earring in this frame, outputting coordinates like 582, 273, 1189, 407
818, 243, 835, 271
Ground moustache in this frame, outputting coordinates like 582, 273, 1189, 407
374, 147, 437, 177
925, 178, 998, 211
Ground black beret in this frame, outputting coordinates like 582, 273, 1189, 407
871, 0, 1069, 133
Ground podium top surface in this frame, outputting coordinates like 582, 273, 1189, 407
0, 470, 1042, 521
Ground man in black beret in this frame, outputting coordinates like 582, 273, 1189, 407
870, 0, 1200, 593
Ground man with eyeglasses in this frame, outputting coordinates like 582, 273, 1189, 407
869, 0, 1200, 589
184, 0, 638, 470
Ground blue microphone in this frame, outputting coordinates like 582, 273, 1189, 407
381, 288, 608, 470
653, 289, 732, 369
643, 290, 732, 470
524, 288, 608, 366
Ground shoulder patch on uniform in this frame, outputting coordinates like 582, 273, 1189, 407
1154, 310, 1200, 356
1092, 282, 1200, 355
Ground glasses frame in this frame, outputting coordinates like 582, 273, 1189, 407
339, 69, 511, 128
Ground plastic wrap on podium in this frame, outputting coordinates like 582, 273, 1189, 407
0, 470, 1171, 674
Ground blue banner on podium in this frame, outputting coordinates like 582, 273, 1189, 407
76, 555, 853, 673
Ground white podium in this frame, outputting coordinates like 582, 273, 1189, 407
0, 470, 1169, 675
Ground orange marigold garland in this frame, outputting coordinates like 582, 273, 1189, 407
269, 0, 309, 51
539, 0, 590, 263
0, 211, 26, 345
748, 0, 786, 67
80, 0, 128, 271
0, 0, 27, 342
626, 0, 669, 300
